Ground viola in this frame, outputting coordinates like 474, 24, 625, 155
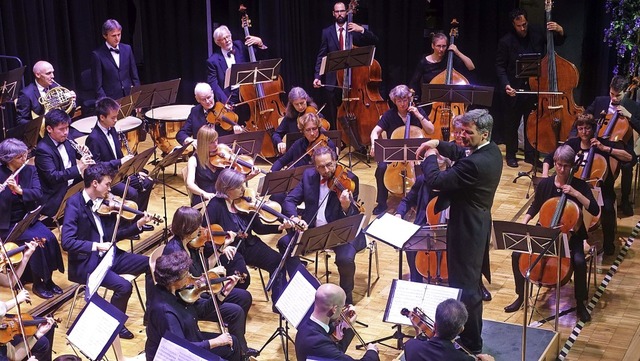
207, 102, 241, 131
209, 143, 266, 175
300, 106, 330, 131
0, 314, 60, 344
0, 238, 46, 268
416, 196, 448, 283
233, 188, 306, 230
97, 195, 163, 224
327, 164, 365, 213
178, 269, 246, 304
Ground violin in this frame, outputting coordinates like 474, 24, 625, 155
327, 164, 365, 213
284, 133, 330, 170
300, 106, 330, 131
178, 269, 246, 304
233, 188, 306, 230
207, 102, 241, 131
0, 238, 46, 268
97, 194, 163, 224
0, 314, 60, 344
330, 306, 366, 347
209, 143, 266, 175
189, 224, 229, 249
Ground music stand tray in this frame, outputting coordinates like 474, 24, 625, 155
225, 58, 282, 88
218, 130, 266, 158
320, 46, 375, 75
116, 91, 141, 119
373, 138, 426, 164
293, 214, 366, 257
4, 206, 43, 244
516, 53, 542, 79
112, 146, 156, 185
131, 78, 181, 110
421, 84, 494, 107
257, 165, 313, 197
0, 66, 26, 139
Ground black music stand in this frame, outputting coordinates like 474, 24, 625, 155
218, 130, 265, 158
50, 182, 84, 228
256, 165, 313, 197
116, 91, 141, 119
294, 214, 365, 257
493, 220, 564, 361
403, 225, 448, 284
4, 206, 43, 245
0, 66, 26, 140
374, 138, 426, 196
7, 115, 41, 150
225, 58, 282, 89
112, 146, 156, 186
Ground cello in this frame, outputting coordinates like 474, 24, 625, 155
427, 19, 469, 142
238, 5, 286, 158
336, 0, 388, 149
415, 196, 448, 284
526, 0, 583, 154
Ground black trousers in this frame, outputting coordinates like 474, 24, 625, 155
100, 250, 150, 313
504, 94, 536, 160
196, 288, 253, 352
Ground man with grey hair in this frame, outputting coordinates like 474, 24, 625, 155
91, 18, 140, 99
416, 109, 502, 354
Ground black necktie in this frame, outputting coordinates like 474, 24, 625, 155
87, 199, 94, 209
110, 47, 120, 54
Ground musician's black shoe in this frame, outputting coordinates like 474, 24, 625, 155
47, 280, 63, 294
131, 234, 141, 240
506, 158, 518, 168
373, 204, 388, 215
244, 348, 260, 359
480, 283, 492, 301
504, 296, 524, 313
32, 283, 54, 299
620, 202, 634, 217
577, 301, 592, 322
142, 224, 155, 232
119, 326, 135, 339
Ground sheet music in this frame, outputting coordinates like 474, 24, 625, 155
155, 337, 214, 361
67, 302, 121, 360
86, 246, 115, 299
276, 271, 317, 328
384, 280, 461, 325
365, 213, 420, 249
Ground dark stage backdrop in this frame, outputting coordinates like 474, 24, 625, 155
0, 0, 614, 136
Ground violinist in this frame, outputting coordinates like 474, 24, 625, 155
542, 115, 633, 256
369, 84, 434, 215
404, 299, 494, 361
61, 163, 153, 340
496, 8, 565, 168
204, 168, 295, 309
313, 1, 378, 130
0, 241, 37, 288
0, 296, 55, 361
271, 112, 336, 172
409, 32, 475, 102
272, 87, 322, 155
0, 138, 64, 300
281, 146, 363, 304
85, 97, 154, 231
158, 206, 257, 359
506, 145, 600, 322
295, 283, 378, 361
145, 251, 241, 361
176, 83, 243, 148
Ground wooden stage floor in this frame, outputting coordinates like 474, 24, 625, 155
18, 137, 640, 361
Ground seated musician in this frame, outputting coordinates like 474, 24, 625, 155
185, 125, 259, 206
145, 251, 241, 361
61, 163, 153, 339
295, 283, 379, 361
205, 168, 294, 309
542, 114, 634, 256
280, 146, 364, 304
35, 109, 95, 218
272, 87, 322, 155
85, 97, 154, 231
505, 145, 600, 322
404, 299, 494, 361
176, 83, 243, 148
369, 84, 434, 215
160, 206, 257, 358
0, 139, 64, 299
0, 240, 37, 288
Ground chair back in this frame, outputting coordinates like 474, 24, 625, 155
358, 183, 376, 225
181, 166, 193, 200
149, 244, 166, 284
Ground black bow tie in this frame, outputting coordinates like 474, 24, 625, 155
227, 48, 236, 57
110, 47, 120, 54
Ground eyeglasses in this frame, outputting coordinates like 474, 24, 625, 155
304, 127, 319, 133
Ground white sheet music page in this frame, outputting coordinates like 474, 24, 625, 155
67, 302, 120, 360
86, 245, 115, 299
155, 337, 209, 361
384, 280, 461, 325
365, 213, 420, 249
275, 271, 316, 328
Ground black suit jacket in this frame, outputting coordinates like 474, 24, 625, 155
404, 336, 475, 361
0, 164, 42, 231
85, 125, 123, 169
314, 25, 378, 87
15, 82, 56, 126
61, 191, 141, 283
91, 43, 140, 99
295, 318, 379, 361
34, 136, 83, 217
206, 40, 249, 103
585, 96, 640, 133
175, 104, 234, 146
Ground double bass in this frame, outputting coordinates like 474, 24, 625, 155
238, 5, 286, 158
526, 0, 583, 154
336, 0, 388, 149
427, 19, 469, 142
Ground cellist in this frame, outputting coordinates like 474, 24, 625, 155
505, 145, 599, 322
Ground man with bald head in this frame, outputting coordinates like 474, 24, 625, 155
295, 283, 379, 361
15, 61, 76, 126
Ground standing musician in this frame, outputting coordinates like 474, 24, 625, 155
34, 109, 95, 217
295, 283, 379, 361
542, 115, 634, 256
61, 163, 153, 340
496, 8, 565, 168
409, 32, 475, 102
313, 1, 378, 130
15, 60, 76, 127
272, 87, 322, 155
177, 83, 243, 147
145, 251, 241, 361
91, 19, 140, 100
505, 145, 600, 322
0, 139, 64, 299
207, 25, 266, 106
280, 146, 364, 305
160, 206, 258, 359
85, 97, 154, 228
404, 299, 494, 361
416, 109, 502, 353
204, 168, 295, 309
369, 84, 434, 215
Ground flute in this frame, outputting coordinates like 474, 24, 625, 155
0, 163, 27, 190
